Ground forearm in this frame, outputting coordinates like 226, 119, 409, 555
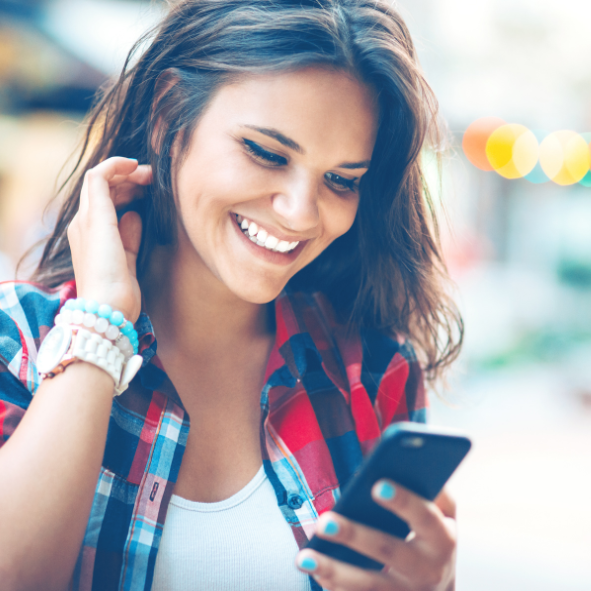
0, 362, 114, 591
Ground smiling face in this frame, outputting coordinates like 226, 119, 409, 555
172, 67, 378, 304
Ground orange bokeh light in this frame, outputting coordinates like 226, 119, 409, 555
462, 117, 506, 171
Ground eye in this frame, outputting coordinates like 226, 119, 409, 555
324, 172, 359, 193
243, 139, 287, 167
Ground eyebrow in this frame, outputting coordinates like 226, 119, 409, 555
241, 124, 372, 170
243, 125, 304, 154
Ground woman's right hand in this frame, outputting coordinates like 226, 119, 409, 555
67, 157, 153, 322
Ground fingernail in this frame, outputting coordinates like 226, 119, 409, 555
322, 519, 339, 536
376, 481, 396, 500
299, 556, 318, 572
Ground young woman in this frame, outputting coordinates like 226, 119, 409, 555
0, 1, 463, 590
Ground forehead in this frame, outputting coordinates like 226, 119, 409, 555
205, 67, 378, 158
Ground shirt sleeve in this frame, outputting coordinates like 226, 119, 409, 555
0, 309, 33, 448
0, 281, 66, 448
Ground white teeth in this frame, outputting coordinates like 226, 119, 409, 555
235, 215, 300, 253
264, 235, 279, 250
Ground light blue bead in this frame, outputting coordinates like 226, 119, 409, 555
64, 299, 75, 311
121, 322, 133, 335
98, 304, 112, 319
74, 298, 86, 310
110, 310, 124, 326
85, 300, 99, 314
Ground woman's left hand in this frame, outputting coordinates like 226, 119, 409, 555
296, 482, 457, 591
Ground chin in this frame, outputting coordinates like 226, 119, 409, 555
227, 277, 287, 305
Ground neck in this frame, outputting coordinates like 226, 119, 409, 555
142, 241, 274, 358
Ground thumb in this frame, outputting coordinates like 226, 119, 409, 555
119, 210, 143, 279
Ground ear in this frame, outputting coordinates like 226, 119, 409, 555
151, 70, 180, 155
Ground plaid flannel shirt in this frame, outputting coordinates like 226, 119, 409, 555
0, 280, 427, 591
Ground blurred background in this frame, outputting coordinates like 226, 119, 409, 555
0, 0, 590, 589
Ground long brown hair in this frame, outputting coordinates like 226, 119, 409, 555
29, 0, 463, 381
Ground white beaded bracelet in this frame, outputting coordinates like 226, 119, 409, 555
55, 311, 135, 359
68, 327, 126, 386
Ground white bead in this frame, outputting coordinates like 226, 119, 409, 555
116, 336, 132, 357
85, 338, 98, 353
95, 318, 109, 333
73, 346, 85, 358
72, 310, 85, 325
62, 309, 73, 324
97, 344, 108, 358
91, 333, 102, 344
83, 313, 96, 328
107, 350, 116, 365
105, 325, 119, 341
86, 353, 97, 363
96, 357, 107, 368
54, 314, 63, 326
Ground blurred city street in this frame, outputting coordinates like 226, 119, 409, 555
1, 0, 591, 589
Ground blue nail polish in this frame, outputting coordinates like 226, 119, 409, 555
323, 520, 339, 536
376, 481, 396, 500
299, 556, 318, 572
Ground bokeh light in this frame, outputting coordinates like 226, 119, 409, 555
462, 117, 506, 171
463, 121, 591, 186
579, 133, 591, 187
539, 131, 590, 186
486, 124, 538, 179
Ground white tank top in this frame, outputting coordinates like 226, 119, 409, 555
152, 465, 312, 591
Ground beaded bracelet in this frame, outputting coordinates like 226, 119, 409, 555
57, 298, 139, 355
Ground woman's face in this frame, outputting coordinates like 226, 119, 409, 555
173, 66, 378, 303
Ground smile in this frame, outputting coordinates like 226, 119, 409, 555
235, 214, 300, 253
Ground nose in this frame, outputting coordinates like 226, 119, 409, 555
271, 172, 320, 233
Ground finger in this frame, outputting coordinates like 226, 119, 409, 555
109, 165, 153, 187
119, 211, 142, 280
314, 511, 422, 576
435, 488, 456, 519
296, 549, 403, 591
372, 480, 455, 551
79, 157, 139, 216
86, 157, 140, 207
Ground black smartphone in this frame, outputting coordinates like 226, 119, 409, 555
306, 422, 471, 570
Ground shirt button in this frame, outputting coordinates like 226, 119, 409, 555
287, 494, 304, 510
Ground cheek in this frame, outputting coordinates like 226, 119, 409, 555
323, 195, 360, 242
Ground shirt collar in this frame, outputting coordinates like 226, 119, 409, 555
131, 288, 351, 402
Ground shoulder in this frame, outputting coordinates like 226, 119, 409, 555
0, 280, 74, 393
